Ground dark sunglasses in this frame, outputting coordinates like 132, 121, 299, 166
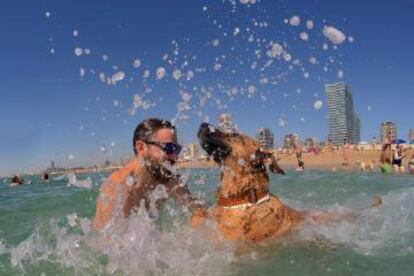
145, 141, 182, 155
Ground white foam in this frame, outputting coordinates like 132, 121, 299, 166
80, 68, 85, 78
67, 173, 93, 189
298, 188, 414, 255
323, 25, 346, 44
132, 59, 141, 68
266, 43, 284, 58
289, 16, 300, 26
111, 71, 125, 84
74, 48, 83, 56
211, 39, 220, 47
172, 69, 182, 80
239, 0, 257, 4
299, 32, 309, 41
7, 191, 236, 275
306, 20, 314, 30
0, 239, 7, 255
314, 100, 323, 110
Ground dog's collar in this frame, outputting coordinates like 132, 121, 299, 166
220, 193, 270, 210
217, 188, 270, 209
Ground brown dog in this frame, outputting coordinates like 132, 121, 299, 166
197, 123, 381, 242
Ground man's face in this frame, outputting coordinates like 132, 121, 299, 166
145, 128, 179, 166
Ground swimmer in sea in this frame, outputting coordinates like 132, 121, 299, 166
10, 175, 23, 187
42, 172, 50, 183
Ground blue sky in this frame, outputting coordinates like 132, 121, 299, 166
1, 0, 413, 175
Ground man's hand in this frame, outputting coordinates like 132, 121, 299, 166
189, 208, 208, 228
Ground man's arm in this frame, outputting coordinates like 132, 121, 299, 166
93, 171, 124, 230
93, 180, 120, 230
171, 182, 210, 228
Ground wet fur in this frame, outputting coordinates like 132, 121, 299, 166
198, 123, 303, 242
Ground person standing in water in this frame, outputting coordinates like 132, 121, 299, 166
342, 139, 350, 166
408, 154, 414, 174
392, 144, 406, 174
379, 143, 393, 173
93, 118, 206, 230
294, 142, 305, 171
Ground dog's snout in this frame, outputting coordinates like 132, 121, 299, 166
198, 123, 231, 163
200, 122, 210, 130
198, 123, 211, 139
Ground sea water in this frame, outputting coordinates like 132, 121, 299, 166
1, 170, 414, 275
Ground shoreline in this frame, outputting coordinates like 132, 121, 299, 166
177, 148, 414, 172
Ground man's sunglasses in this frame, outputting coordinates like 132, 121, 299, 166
145, 141, 182, 155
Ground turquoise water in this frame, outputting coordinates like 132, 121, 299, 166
1, 170, 414, 275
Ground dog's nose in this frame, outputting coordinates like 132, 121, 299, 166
198, 123, 212, 138
199, 123, 210, 131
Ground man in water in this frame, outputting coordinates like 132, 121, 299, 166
10, 175, 23, 187
93, 118, 206, 230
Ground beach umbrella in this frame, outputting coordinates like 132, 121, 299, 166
392, 139, 407, 144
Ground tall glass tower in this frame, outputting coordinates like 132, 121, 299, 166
325, 82, 360, 145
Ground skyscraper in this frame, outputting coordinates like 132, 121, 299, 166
409, 128, 414, 141
218, 113, 237, 134
380, 121, 397, 143
256, 128, 274, 150
353, 113, 361, 144
325, 82, 360, 145
283, 133, 299, 149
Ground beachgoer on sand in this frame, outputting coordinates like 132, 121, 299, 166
342, 139, 350, 166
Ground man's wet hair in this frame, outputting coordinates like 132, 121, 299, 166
132, 118, 176, 155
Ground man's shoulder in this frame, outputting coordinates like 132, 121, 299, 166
108, 159, 142, 184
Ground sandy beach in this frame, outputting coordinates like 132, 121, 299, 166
178, 148, 414, 172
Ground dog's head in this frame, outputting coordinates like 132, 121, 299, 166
198, 123, 285, 179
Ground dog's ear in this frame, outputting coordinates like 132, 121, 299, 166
265, 152, 285, 175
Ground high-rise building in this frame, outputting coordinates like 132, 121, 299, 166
256, 128, 274, 150
409, 128, 414, 141
218, 113, 237, 134
325, 82, 360, 145
304, 137, 317, 148
380, 121, 397, 143
283, 133, 299, 149
181, 143, 199, 161
353, 113, 361, 144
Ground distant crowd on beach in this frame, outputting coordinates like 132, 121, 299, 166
282, 136, 414, 175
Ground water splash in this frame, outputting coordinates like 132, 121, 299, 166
297, 187, 414, 256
